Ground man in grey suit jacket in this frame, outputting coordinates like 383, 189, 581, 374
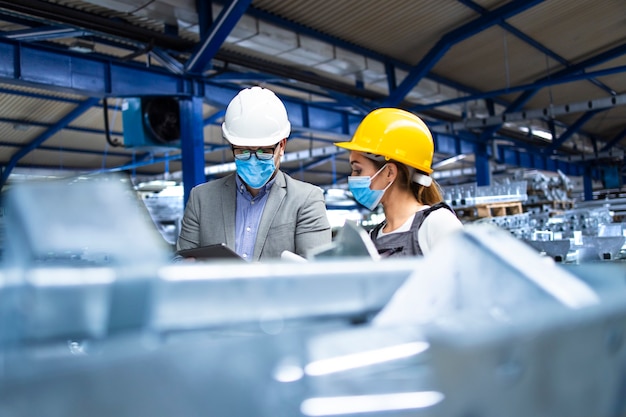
176, 86, 331, 262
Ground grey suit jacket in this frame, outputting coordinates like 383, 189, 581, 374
176, 171, 332, 261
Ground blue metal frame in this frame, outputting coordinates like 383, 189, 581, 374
544, 111, 602, 154
185, 0, 252, 74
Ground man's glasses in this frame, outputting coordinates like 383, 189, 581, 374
232, 145, 278, 161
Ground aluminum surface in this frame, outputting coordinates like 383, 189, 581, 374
375, 224, 600, 327
0, 200, 625, 417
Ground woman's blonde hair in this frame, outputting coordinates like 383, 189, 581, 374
373, 159, 444, 205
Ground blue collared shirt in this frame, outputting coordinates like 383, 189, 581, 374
235, 175, 276, 261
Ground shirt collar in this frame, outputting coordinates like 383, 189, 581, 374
235, 174, 276, 198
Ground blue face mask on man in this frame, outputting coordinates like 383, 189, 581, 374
235, 155, 277, 189
348, 164, 394, 210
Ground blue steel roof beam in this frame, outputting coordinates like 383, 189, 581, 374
184, 0, 252, 75
149, 47, 184, 74
0, 38, 189, 97
458, 0, 615, 95
543, 110, 602, 154
3, 26, 90, 42
600, 127, 626, 153
0, 97, 99, 185
382, 0, 544, 107
413, 65, 626, 112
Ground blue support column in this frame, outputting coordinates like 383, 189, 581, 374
179, 96, 206, 206
583, 166, 594, 201
475, 142, 491, 186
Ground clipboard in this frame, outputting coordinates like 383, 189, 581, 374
176, 243, 243, 261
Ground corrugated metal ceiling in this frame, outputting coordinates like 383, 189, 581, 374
252, 0, 481, 65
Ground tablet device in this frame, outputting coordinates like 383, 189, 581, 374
176, 243, 243, 260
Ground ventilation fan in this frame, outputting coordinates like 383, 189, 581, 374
121, 97, 181, 148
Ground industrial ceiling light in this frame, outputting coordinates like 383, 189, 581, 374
12, 123, 30, 131
519, 126, 553, 141
432, 154, 467, 169
68, 39, 95, 53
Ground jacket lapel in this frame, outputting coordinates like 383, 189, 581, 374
222, 174, 237, 247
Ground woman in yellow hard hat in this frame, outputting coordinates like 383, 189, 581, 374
335, 108, 463, 257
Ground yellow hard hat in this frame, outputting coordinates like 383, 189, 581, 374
335, 108, 434, 174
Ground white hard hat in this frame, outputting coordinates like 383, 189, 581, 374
222, 86, 291, 147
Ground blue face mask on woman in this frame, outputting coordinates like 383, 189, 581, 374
348, 164, 393, 210
235, 155, 276, 189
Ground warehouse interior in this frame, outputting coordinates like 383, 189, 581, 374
0, 1, 625, 416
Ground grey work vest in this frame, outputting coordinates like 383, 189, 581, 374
369, 202, 455, 257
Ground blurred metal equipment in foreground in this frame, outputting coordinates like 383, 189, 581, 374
0, 177, 624, 417
2, 174, 171, 269
427, 295, 626, 417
